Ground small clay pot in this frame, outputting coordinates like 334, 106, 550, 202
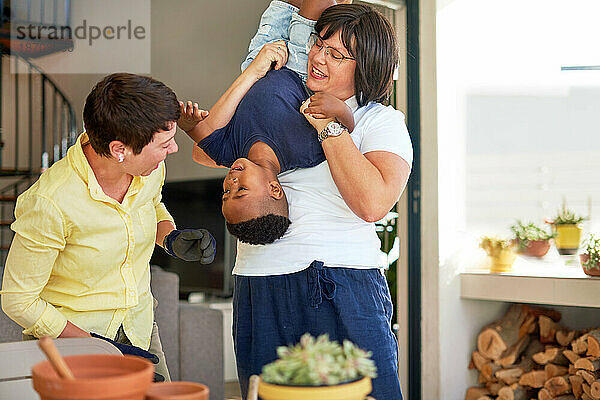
145, 381, 209, 400
32, 354, 153, 400
521, 239, 551, 257
580, 254, 600, 277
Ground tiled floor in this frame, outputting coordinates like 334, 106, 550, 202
225, 380, 242, 400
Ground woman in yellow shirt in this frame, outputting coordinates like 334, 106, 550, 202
1, 73, 216, 381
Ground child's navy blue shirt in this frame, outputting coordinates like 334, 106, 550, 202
197, 68, 325, 172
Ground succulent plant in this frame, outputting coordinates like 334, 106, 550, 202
261, 333, 377, 386
549, 207, 586, 225
510, 220, 556, 250
479, 236, 514, 257
582, 234, 600, 271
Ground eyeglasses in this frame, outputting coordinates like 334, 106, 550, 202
308, 33, 355, 66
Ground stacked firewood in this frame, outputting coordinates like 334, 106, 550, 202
466, 304, 600, 400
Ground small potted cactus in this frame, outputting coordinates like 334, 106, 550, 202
257, 333, 377, 400
580, 234, 600, 277
480, 236, 517, 272
510, 220, 556, 257
547, 207, 586, 255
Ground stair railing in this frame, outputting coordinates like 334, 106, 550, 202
0, 50, 78, 265
0, 49, 78, 174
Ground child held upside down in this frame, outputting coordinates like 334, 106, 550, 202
178, 0, 354, 245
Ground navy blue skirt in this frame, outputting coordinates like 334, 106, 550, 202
233, 260, 403, 400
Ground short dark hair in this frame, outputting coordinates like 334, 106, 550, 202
83, 73, 180, 157
226, 214, 291, 245
315, 4, 399, 107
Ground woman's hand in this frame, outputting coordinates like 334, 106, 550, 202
59, 321, 92, 338
178, 101, 209, 133
245, 40, 288, 81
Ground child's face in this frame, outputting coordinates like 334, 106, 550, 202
221, 158, 279, 223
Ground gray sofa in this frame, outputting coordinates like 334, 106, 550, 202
0, 265, 225, 400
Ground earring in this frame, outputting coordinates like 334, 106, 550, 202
118, 155, 124, 163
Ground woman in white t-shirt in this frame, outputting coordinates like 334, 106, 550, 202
232, 4, 413, 400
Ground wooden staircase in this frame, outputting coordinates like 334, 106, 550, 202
0, 0, 77, 266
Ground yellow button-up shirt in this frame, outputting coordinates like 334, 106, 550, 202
0, 133, 174, 349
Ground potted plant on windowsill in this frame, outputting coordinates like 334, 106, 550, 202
510, 220, 556, 257
547, 207, 586, 255
257, 333, 376, 400
580, 234, 600, 277
480, 236, 517, 273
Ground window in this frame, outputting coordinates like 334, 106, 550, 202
437, 0, 600, 256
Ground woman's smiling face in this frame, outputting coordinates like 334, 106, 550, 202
306, 29, 356, 101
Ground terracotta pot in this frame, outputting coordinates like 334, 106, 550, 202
145, 382, 209, 400
579, 254, 600, 277
553, 224, 582, 255
32, 354, 154, 400
488, 249, 517, 273
519, 239, 551, 257
258, 376, 372, 400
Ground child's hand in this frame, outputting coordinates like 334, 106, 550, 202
178, 101, 209, 133
245, 40, 288, 81
300, 98, 334, 134
302, 93, 355, 133
301, 93, 348, 119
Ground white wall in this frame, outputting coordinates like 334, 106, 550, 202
41, 0, 270, 182
149, 0, 269, 182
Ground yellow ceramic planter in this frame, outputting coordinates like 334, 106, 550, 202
553, 224, 582, 255
258, 377, 372, 400
489, 249, 517, 273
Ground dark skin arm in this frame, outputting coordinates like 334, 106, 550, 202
298, 0, 335, 19
298, 0, 354, 18
180, 41, 288, 145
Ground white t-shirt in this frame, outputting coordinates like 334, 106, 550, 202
233, 96, 413, 276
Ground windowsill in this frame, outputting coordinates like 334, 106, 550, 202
460, 255, 600, 308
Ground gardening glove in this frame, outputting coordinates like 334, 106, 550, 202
90, 332, 159, 364
163, 228, 216, 263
